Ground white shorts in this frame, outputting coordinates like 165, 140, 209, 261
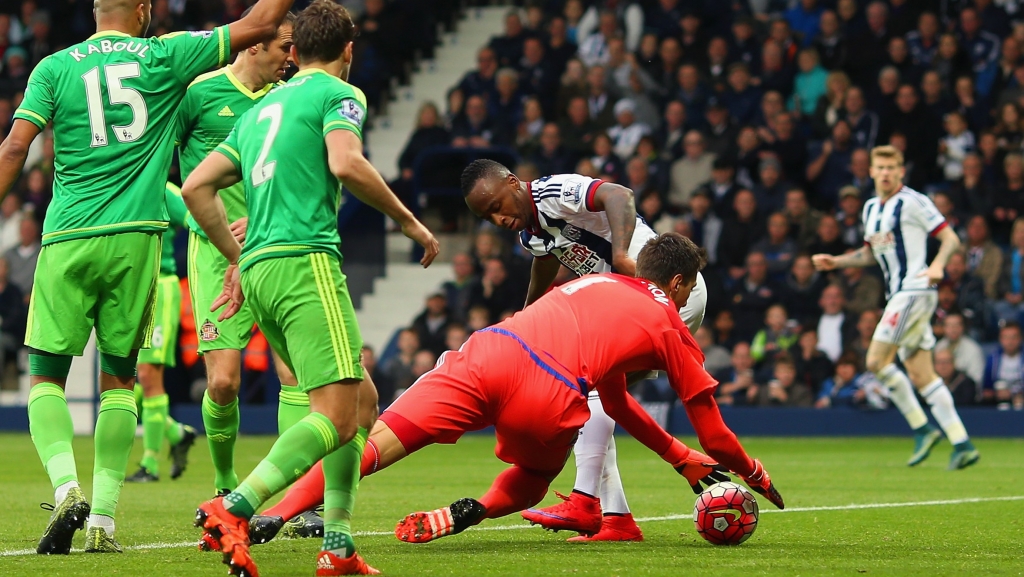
679, 272, 707, 334
873, 290, 938, 359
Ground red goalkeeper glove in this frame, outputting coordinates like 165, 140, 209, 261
740, 459, 785, 509
661, 441, 730, 494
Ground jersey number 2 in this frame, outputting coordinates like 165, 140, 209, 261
82, 63, 148, 146
252, 103, 283, 186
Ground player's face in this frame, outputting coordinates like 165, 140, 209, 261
669, 274, 698, 309
467, 174, 532, 232
869, 158, 904, 196
258, 24, 294, 82
137, 0, 153, 36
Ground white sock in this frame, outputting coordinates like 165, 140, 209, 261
598, 437, 630, 515
88, 514, 115, 535
573, 395, 616, 497
922, 378, 970, 445
54, 481, 79, 504
877, 364, 929, 430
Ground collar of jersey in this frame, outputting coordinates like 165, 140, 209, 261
88, 30, 132, 40
225, 67, 274, 100
293, 67, 334, 80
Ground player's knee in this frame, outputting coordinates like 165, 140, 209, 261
329, 416, 359, 445
206, 369, 241, 400
864, 355, 886, 375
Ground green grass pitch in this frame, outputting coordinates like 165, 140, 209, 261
1, 433, 1022, 576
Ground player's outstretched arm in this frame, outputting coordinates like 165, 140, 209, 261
812, 245, 876, 271
920, 225, 961, 286
325, 129, 439, 267
0, 120, 40, 201
589, 182, 638, 276
524, 256, 561, 306
227, 0, 296, 52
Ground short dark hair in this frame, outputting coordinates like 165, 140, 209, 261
460, 159, 510, 197
635, 232, 707, 286
294, 0, 356, 64
1000, 320, 1021, 334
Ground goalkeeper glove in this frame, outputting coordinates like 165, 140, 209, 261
662, 441, 730, 494
740, 459, 785, 509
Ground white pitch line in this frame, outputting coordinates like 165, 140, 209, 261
3, 495, 1021, 558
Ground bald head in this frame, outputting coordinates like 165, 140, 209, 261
94, 0, 151, 36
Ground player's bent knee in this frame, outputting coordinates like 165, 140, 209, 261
28, 351, 73, 380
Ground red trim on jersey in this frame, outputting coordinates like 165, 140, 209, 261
525, 180, 541, 234
584, 179, 605, 212
929, 221, 949, 237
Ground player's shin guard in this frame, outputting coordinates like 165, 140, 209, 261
599, 439, 630, 515
263, 461, 326, 521
321, 427, 367, 557
141, 394, 171, 475
877, 364, 929, 431
28, 383, 79, 495
574, 396, 616, 497
480, 466, 552, 519
225, 413, 340, 520
203, 391, 240, 491
277, 385, 310, 434
921, 379, 969, 445
92, 389, 139, 530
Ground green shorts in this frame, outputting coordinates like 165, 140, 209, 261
188, 231, 255, 352
241, 252, 363, 392
27, 232, 161, 357
137, 274, 182, 367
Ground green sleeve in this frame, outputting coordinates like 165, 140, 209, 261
214, 125, 242, 172
174, 87, 200, 148
13, 57, 54, 128
164, 182, 188, 228
322, 83, 368, 140
159, 26, 231, 85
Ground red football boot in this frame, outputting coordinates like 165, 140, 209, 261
194, 497, 258, 577
566, 513, 644, 542
315, 551, 381, 576
395, 497, 487, 543
521, 491, 602, 535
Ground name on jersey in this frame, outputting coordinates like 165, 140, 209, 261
644, 281, 672, 306
867, 231, 895, 251
558, 243, 601, 275
70, 39, 150, 62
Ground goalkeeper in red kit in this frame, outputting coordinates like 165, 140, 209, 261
254, 233, 784, 544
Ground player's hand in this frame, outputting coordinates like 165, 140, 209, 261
740, 459, 785, 509
917, 263, 945, 287
230, 218, 248, 245
811, 253, 837, 271
612, 254, 637, 277
672, 448, 731, 494
401, 219, 439, 267
211, 263, 244, 321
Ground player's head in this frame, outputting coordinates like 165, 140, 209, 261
635, 233, 707, 309
461, 159, 533, 232
869, 145, 905, 196
94, 0, 152, 37
239, 7, 295, 83
292, 0, 357, 79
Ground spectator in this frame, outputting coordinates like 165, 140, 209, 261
948, 154, 994, 219
885, 36, 920, 88
938, 110, 976, 181
515, 97, 545, 154
705, 36, 731, 91
944, 251, 988, 335
519, 36, 557, 112
578, 9, 617, 68
993, 37, 1022, 101
806, 214, 848, 256
0, 193, 23, 254
815, 284, 855, 362
489, 9, 530, 69
668, 130, 715, 209
790, 328, 834, 396
409, 349, 437, 386
995, 218, 1024, 325
445, 323, 469, 353
752, 212, 799, 280
468, 258, 525, 323
490, 67, 524, 140
379, 328, 420, 398
699, 158, 741, 219
816, 352, 889, 409
441, 253, 476, 322
696, 325, 732, 377
702, 97, 739, 159
546, 17, 578, 78
920, 70, 954, 121
396, 102, 451, 193
651, 37, 683, 96
907, 11, 940, 68
768, 17, 799, 66
751, 303, 799, 366
556, 58, 588, 117
993, 153, 1024, 245
621, 69, 661, 131
932, 33, 972, 92
786, 0, 824, 47
585, 65, 617, 130
411, 293, 453, 358
558, 96, 596, 160
729, 16, 759, 70
848, 1, 891, 88
843, 86, 880, 149
715, 342, 758, 406
933, 191, 966, 240
936, 312, 986, 385
451, 95, 498, 148
562, 0, 585, 44
757, 42, 794, 97
993, 102, 1024, 150
935, 348, 979, 406
4, 215, 37, 302
976, 129, 1003, 187
835, 185, 864, 247
963, 215, 1003, 300
653, 100, 688, 162
723, 62, 762, 125
882, 84, 940, 181
849, 309, 880, 359
590, 132, 624, 182
780, 188, 820, 248
751, 157, 788, 214
846, 148, 875, 199
636, 190, 673, 234
712, 309, 739, 351
752, 356, 813, 407
806, 119, 855, 209
952, 76, 988, 134
466, 305, 491, 332
982, 321, 1024, 410
675, 64, 709, 126
457, 47, 498, 102
780, 254, 828, 327
840, 261, 884, 319
729, 252, 779, 342
718, 190, 766, 277
607, 98, 650, 160
763, 113, 807, 186
957, 7, 1001, 98
811, 10, 847, 71
0, 256, 25, 372
680, 190, 722, 263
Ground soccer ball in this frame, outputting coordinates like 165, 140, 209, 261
693, 482, 759, 545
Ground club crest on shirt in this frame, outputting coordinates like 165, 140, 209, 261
867, 231, 895, 250
200, 319, 220, 341
563, 224, 582, 242
563, 182, 583, 203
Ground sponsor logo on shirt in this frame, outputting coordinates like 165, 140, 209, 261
338, 99, 365, 127
190, 30, 213, 38
200, 319, 220, 341
218, 106, 234, 117
558, 243, 601, 275
867, 231, 896, 251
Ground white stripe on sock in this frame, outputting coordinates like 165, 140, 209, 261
923, 378, 969, 445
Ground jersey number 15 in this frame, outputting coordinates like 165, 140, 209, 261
82, 63, 148, 147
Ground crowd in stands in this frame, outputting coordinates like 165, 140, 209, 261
386, 0, 1024, 412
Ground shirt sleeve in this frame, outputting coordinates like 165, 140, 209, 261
174, 87, 200, 148
519, 230, 555, 259
213, 125, 241, 171
164, 182, 188, 228
661, 327, 718, 403
909, 194, 948, 236
13, 57, 54, 128
159, 26, 231, 85
534, 174, 604, 220
323, 84, 368, 140
595, 373, 676, 456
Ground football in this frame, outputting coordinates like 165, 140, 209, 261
693, 482, 759, 545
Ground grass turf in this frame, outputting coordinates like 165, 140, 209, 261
0, 433, 1021, 576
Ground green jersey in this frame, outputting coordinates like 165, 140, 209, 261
177, 67, 275, 238
214, 68, 368, 272
161, 182, 187, 275
14, 27, 230, 246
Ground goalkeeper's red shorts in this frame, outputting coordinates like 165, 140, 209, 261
379, 327, 591, 477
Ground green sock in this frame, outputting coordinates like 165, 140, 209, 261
92, 388, 138, 517
28, 383, 79, 489
225, 412, 339, 519
202, 391, 239, 491
140, 394, 170, 475
322, 426, 367, 556
165, 415, 184, 446
277, 385, 310, 434
133, 384, 143, 414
